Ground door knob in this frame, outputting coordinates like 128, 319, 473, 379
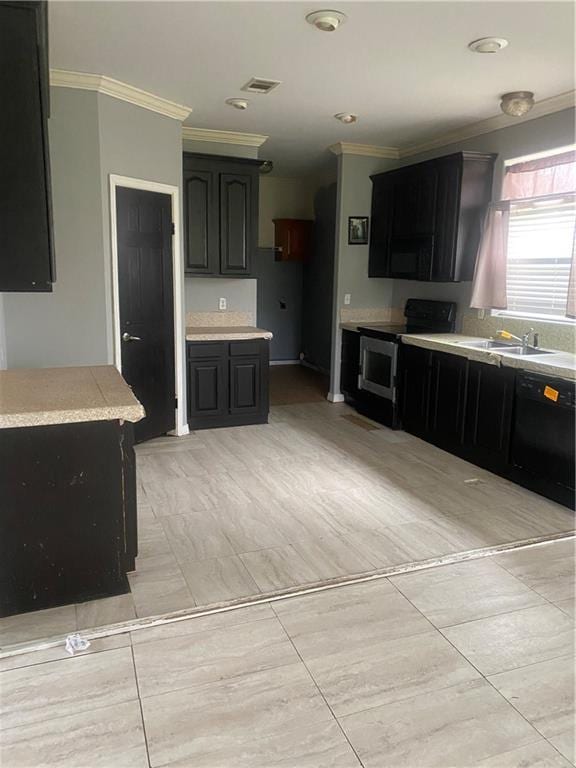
122, 332, 141, 342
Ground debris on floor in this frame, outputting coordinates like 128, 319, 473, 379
65, 633, 90, 655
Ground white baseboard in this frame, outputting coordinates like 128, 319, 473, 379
269, 360, 301, 366
327, 392, 345, 403
169, 423, 190, 437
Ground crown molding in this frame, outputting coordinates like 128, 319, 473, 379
182, 126, 268, 147
329, 142, 399, 159
328, 91, 575, 163
49, 69, 192, 121
399, 90, 576, 159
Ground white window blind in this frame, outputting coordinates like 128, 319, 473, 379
503, 193, 576, 320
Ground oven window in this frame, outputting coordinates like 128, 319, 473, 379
364, 350, 392, 388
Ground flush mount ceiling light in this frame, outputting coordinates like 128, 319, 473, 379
225, 98, 249, 110
306, 10, 347, 32
335, 112, 358, 124
500, 91, 535, 117
468, 37, 509, 53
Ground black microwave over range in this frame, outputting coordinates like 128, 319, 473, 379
355, 298, 457, 428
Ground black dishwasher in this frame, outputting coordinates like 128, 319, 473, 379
511, 372, 575, 505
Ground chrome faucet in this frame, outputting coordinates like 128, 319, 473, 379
496, 327, 538, 351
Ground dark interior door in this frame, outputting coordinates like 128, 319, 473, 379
116, 187, 175, 443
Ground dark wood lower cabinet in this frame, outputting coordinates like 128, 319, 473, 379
428, 350, 467, 451
398, 344, 431, 437
230, 357, 262, 414
340, 329, 361, 402
398, 344, 573, 508
188, 358, 227, 418
0, 420, 135, 618
187, 339, 269, 429
463, 361, 515, 472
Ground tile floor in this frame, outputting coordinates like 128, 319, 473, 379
1, 399, 574, 650
0, 540, 574, 767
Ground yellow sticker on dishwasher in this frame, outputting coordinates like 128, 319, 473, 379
544, 386, 559, 402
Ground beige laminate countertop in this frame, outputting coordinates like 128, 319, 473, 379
186, 326, 273, 342
401, 333, 576, 381
0, 365, 145, 429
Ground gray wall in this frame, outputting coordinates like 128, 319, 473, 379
302, 182, 337, 373
184, 278, 257, 318
3, 88, 107, 368
98, 93, 183, 359
2, 89, 185, 370
253, 249, 303, 361
329, 153, 396, 395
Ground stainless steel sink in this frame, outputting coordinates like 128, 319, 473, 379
456, 339, 519, 350
456, 339, 554, 356
500, 347, 553, 357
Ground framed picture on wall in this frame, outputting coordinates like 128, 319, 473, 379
348, 216, 369, 245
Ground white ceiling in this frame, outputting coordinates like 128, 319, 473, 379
48, 1, 575, 175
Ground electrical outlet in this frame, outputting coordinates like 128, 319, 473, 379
344, 293, 351, 305
219, 298, 227, 311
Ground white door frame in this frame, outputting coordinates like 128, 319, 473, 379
109, 174, 188, 437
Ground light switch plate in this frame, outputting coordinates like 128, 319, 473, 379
219, 298, 227, 311
344, 293, 351, 305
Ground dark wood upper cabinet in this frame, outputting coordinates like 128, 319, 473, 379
184, 169, 219, 273
0, 1, 55, 292
369, 151, 495, 282
273, 218, 314, 262
183, 153, 261, 277
220, 173, 252, 274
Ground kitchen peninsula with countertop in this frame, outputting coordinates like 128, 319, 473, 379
0, 366, 144, 618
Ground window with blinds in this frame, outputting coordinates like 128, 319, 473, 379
499, 192, 576, 320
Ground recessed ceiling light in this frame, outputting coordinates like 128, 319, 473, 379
335, 113, 358, 124
500, 91, 535, 117
306, 10, 347, 32
468, 37, 509, 53
225, 98, 249, 110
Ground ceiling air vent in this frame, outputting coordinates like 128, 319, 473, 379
241, 77, 282, 95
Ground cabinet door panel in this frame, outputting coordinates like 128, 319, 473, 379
340, 329, 361, 399
465, 362, 514, 469
391, 167, 437, 239
220, 173, 252, 274
369, 176, 393, 277
230, 357, 261, 414
428, 351, 467, 448
184, 170, 218, 273
430, 157, 461, 281
399, 344, 431, 436
187, 359, 227, 417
